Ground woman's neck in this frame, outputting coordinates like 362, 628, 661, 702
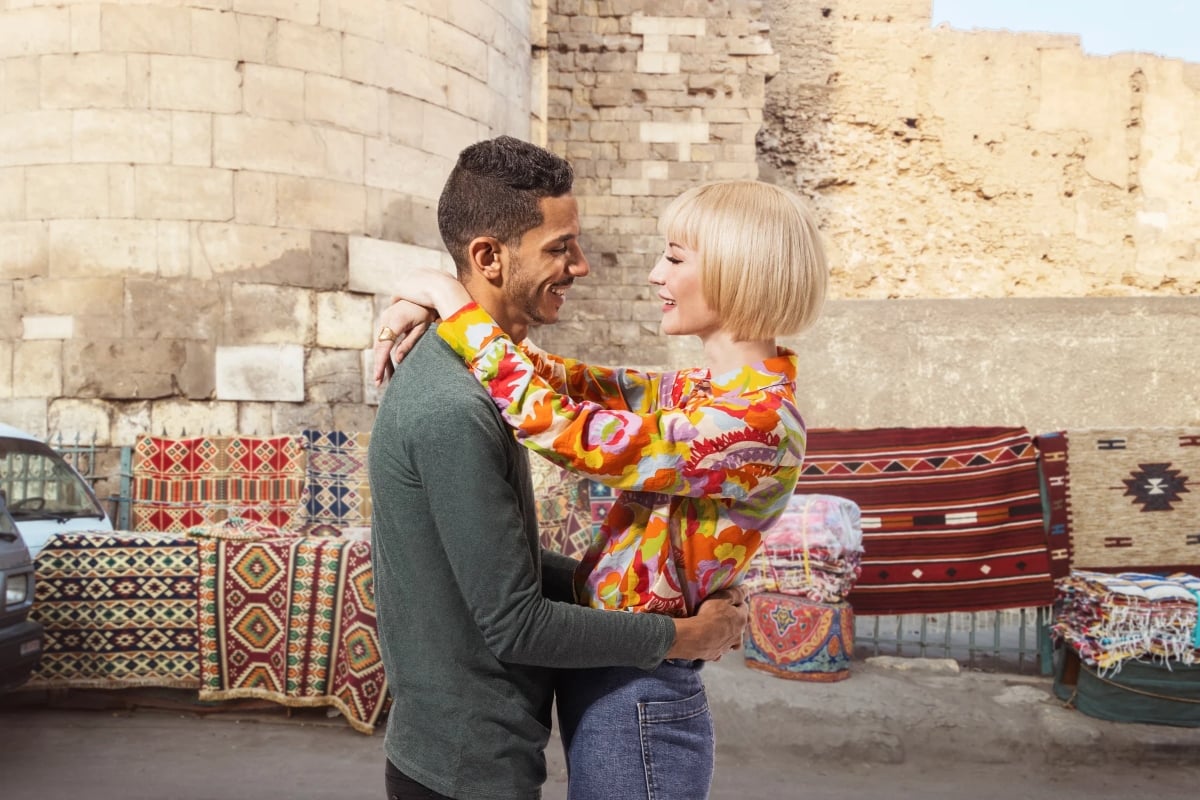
700, 330, 776, 376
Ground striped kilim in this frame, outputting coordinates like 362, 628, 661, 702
198, 535, 388, 734
131, 435, 308, 533
793, 427, 1055, 614
1049, 429, 1200, 573
301, 430, 373, 535
28, 532, 202, 689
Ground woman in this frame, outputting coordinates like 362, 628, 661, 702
379, 180, 827, 800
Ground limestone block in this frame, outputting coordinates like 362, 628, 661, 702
347, 235, 454, 295
274, 20, 341, 75
2, 59, 36, 114
112, 401, 152, 447
630, 15, 705, 37
344, 38, 448, 106
360, 347, 382, 407
429, 17, 489, 82
150, 55, 242, 114
65, 339, 184, 399
127, 53, 151, 108
25, 165, 109, 218
444, 70, 493, 128
156, 221, 191, 278
214, 116, 364, 182
100, 5, 191, 53
0, 399, 48, 438
177, 340, 216, 400
237, 402, 275, 436
150, 398, 239, 438
386, 93, 426, 149
40, 53, 128, 109
243, 63, 305, 121
172, 112, 213, 167
384, 3, 430, 52
304, 347, 363, 403
316, 291, 373, 349
364, 139, 452, 197
0, 168, 22, 220
275, 175, 365, 234
611, 178, 650, 196
0, 221, 49, 280
21, 315, 73, 340
0, 7, 71, 59
135, 165, 234, 221
73, 110, 172, 164
191, 222, 311, 281
70, 4, 101, 53
234, 0, 319, 26
234, 171, 277, 225
368, 190, 443, 250
333, 400, 376, 432
49, 220, 159, 278
13, 340, 63, 396
320, 0, 387, 39
215, 344, 305, 402
14, 277, 124, 316
124, 278, 222, 340
0, 340, 10, 398
229, 282, 313, 344
305, 74, 381, 135
0, 110, 72, 167
271, 401, 333, 433
420, 104, 488, 161
108, 165, 136, 218
190, 9, 241, 60
640, 119, 709, 145
47, 399, 112, 446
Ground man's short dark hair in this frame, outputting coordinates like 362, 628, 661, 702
437, 136, 575, 278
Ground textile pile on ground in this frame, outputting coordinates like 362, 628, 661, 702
739, 494, 864, 681
1052, 570, 1200, 674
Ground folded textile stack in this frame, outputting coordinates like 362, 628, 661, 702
740, 494, 864, 603
1052, 570, 1200, 674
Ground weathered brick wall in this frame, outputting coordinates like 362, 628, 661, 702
533, 0, 779, 366
0, 0, 529, 445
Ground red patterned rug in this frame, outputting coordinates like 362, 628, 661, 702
794, 427, 1055, 615
131, 435, 307, 533
197, 535, 388, 734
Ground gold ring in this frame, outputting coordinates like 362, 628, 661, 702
377, 325, 399, 342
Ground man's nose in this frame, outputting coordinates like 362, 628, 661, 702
570, 247, 590, 277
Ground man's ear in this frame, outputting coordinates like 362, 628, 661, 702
467, 237, 505, 281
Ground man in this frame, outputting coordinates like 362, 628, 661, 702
368, 136, 747, 800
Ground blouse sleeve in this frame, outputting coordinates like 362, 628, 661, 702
438, 303, 805, 499
518, 340, 661, 413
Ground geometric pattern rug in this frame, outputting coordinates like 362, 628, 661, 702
131, 435, 308, 534
301, 430, 373, 536
1048, 428, 1200, 573
793, 427, 1056, 615
27, 532, 202, 689
197, 535, 388, 734
530, 456, 593, 560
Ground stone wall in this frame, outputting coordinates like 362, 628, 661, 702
0, 0, 529, 455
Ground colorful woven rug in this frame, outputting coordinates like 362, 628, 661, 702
131, 435, 308, 533
28, 532, 202, 689
530, 456, 592, 559
198, 535, 388, 734
301, 430, 373, 535
1052, 429, 1200, 573
793, 427, 1055, 615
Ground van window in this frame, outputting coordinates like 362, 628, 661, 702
0, 438, 106, 523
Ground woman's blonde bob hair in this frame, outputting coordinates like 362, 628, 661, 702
657, 180, 828, 342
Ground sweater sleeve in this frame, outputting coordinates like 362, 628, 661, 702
439, 304, 805, 501
413, 394, 674, 669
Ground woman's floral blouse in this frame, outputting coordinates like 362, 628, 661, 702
438, 303, 807, 617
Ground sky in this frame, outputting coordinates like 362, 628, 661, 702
931, 0, 1200, 63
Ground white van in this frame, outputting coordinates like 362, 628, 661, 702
0, 423, 114, 559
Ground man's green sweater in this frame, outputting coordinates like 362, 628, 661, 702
369, 329, 675, 800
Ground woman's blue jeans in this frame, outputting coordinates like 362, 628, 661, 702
555, 660, 714, 800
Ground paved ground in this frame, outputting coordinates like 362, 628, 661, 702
4, 655, 1200, 799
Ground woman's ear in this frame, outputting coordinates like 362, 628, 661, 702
467, 236, 504, 281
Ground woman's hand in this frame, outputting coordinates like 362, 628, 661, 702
373, 299, 436, 385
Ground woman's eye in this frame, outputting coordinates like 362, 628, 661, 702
665, 256, 682, 265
